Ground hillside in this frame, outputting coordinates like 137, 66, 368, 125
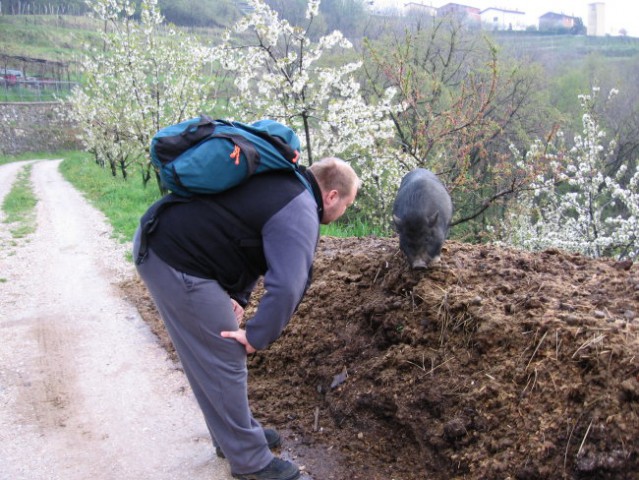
0, 14, 226, 73
0, 14, 227, 101
0, 15, 102, 62
124, 236, 639, 480
2, 14, 639, 76
493, 31, 639, 70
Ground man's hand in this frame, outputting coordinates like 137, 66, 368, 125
220, 329, 256, 354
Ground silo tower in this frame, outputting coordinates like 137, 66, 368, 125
588, 2, 605, 36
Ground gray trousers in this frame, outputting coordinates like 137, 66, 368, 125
133, 228, 273, 474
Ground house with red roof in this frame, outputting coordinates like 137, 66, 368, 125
437, 3, 481, 25
539, 12, 577, 32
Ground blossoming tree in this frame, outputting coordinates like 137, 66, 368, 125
69, 0, 214, 183
361, 16, 555, 239
498, 88, 639, 260
213, 0, 405, 229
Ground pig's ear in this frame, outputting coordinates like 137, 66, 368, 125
428, 212, 439, 225
393, 214, 402, 228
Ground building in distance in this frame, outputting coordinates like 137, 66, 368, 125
480, 7, 527, 31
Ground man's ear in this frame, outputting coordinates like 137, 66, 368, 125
324, 189, 339, 206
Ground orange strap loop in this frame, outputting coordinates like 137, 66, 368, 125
230, 145, 241, 165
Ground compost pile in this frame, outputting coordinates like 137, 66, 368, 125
124, 236, 639, 480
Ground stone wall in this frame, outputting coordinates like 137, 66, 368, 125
0, 102, 82, 155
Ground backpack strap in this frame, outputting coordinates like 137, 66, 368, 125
153, 116, 216, 165
135, 194, 192, 265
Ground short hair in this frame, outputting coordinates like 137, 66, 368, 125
308, 157, 360, 196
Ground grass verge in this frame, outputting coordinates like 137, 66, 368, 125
321, 218, 386, 237
2, 163, 37, 239
58, 152, 162, 245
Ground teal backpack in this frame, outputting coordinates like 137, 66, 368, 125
150, 115, 310, 196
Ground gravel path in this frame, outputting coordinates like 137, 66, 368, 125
0, 160, 232, 480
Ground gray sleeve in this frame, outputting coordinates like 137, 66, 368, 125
245, 192, 319, 350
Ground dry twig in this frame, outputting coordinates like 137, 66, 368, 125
577, 418, 594, 457
313, 406, 320, 432
572, 334, 606, 359
526, 330, 548, 370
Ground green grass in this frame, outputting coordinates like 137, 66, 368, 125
0, 85, 72, 102
0, 15, 102, 61
58, 152, 162, 244
321, 217, 386, 237
2, 163, 38, 238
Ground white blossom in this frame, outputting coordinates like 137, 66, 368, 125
69, 0, 215, 178
306, 0, 320, 19
211, 0, 405, 228
495, 87, 639, 260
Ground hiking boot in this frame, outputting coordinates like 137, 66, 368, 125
216, 428, 282, 459
231, 457, 300, 480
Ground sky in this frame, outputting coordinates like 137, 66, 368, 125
371, 1, 639, 36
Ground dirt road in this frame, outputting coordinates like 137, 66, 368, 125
0, 160, 232, 480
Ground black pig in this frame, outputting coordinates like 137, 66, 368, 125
392, 168, 453, 269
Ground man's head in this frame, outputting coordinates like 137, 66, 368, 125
308, 157, 360, 224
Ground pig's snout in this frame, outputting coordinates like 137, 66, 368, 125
411, 259, 429, 270
410, 255, 440, 270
